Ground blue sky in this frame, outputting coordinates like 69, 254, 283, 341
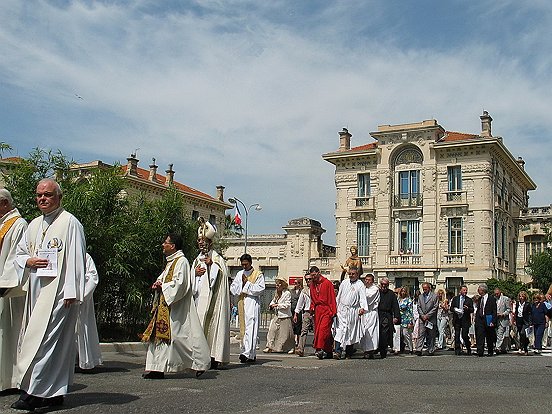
1, 0, 551, 244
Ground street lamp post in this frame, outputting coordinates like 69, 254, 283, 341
228, 196, 262, 254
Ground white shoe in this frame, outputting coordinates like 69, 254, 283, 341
288, 348, 295, 354
263, 347, 271, 353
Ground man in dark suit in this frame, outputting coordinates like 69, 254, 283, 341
474, 283, 497, 357
450, 285, 474, 355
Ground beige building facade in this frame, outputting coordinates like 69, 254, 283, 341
223, 217, 335, 284
322, 112, 536, 295
515, 205, 552, 284
71, 153, 232, 230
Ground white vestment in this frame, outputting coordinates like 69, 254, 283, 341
0, 208, 27, 391
191, 250, 230, 364
15, 208, 86, 398
361, 284, 380, 351
230, 269, 265, 360
145, 250, 211, 372
76, 253, 102, 369
334, 279, 368, 346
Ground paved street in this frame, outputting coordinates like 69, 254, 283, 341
2, 334, 552, 414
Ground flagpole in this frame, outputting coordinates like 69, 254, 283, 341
228, 197, 262, 254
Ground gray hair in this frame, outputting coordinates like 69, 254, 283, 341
0, 188, 14, 207
37, 179, 63, 196
478, 284, 488, 294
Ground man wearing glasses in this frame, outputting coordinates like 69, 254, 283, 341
293, 272, 313, 357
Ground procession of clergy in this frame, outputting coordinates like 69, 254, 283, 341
4, 180, 550, 411
0, 180, 245, 411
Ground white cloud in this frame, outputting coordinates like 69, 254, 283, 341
1, 0, 552, 242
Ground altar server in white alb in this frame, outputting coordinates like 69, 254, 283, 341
76, 253, 102, 370
333, 267, 368, 359
0, 189, 28, 392
191, 217, 230, 369
142, 233, 211, 379
230, 253, 265, 363
360, 273, 380, 358
13, 179, 86, 411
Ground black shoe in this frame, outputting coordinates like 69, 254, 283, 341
195, 370, 205, 378
11, 399, 36, 412
11, 395, 45, 411
323, 352, 333, 359
239, 354, 248, 363
333, 352, 342, 360
466, 349, 472, 355
142, 371, 164, 379
210, 359, 220, 370
315, 350, 324, 359
44, 395, 64, 407
427, 352, 435, 356
246, 358, 256, 363
415, 351, 423, 356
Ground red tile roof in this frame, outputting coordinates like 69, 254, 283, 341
442, 131, 479, 142
0, 156, 23, 163
121, 165, 216, 200
350, 142, 378, 151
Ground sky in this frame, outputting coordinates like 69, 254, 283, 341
1, 0, 552, 245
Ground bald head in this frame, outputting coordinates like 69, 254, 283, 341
36, 179, 62, 214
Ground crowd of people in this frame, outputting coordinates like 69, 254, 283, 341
261, 261, 552, 361
2, 182, 552, 411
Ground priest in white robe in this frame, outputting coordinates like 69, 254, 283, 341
191, 218, 230, 369
361, 273, 380, 358
230, 253, 265, 363
142, 233, 210, 379
76, 253, 102, 370
0, 189, 28, 392
13, 179, 86, 411
333, 267, 367, 359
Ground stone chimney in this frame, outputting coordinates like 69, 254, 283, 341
126, 153, 139, 176
148, 158, 158, 182
165, 163, 175, 187
516, 156, 525, 170
216, 185, 225, 201
338, 128, 351, 151
480, 111, 492, 137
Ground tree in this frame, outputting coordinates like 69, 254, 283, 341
3, 147, 73, 220
526, 251, 552, 293
486, 277, 531, 300
0, 141, 13, 158
4, 147, 198, 341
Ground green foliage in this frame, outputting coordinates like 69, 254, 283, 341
486, 278, 531, 299
5, 147, 199, 341
3, 148, 73, 221
526, 251, 552, 293
0, 142, 13, 158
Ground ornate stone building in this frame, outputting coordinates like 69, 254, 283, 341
71, 153, 232, 230
322, 112, 536, 294
223, 217, 335, 306
515, 205, 552, 284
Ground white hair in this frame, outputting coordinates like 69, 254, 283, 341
37, 179, 63, 196
0, 188, 14, 207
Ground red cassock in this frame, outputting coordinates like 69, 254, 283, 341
310, 276, 337, 353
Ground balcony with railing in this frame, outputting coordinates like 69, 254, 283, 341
442, 253, 467, 267
351, 196, 375, 211
389, 254, 422, 266
393, 193, 423, 208
442, 190, 467, 205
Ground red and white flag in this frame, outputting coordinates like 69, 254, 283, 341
233, 206, 242, 226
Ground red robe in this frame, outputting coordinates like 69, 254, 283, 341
310, 276, 337, 353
